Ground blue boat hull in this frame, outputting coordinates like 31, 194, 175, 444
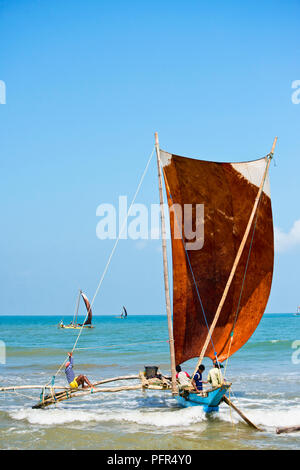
176, 384, 231, 413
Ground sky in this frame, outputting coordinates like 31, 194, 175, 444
0, 0, 299, 316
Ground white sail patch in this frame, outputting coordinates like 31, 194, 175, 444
231, 159, 271, 197
159, 150, 172, 168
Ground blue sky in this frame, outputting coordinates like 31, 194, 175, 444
0, 0, 299, 316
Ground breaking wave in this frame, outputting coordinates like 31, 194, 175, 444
8, 399, 300, 432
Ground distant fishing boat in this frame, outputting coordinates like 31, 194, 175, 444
115, 306, 128, 319
294, 306, 300, 316
59, 290, 94, 329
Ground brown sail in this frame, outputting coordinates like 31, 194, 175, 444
81, 292, 92, 325
160, 150, 274, 365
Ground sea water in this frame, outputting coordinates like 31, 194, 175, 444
0, 314, 299, 450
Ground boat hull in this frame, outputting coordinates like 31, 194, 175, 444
176, 384, 230, 412
59, 325, 94, 329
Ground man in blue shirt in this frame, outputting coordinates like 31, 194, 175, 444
65, 352, 95, 389
192, 365, 207, 392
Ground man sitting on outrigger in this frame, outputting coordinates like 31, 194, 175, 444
65, 352, 95, 389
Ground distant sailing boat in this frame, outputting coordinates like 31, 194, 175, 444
59, 290, 94, 329
294, 307, 300, 316
115, 306, 128, 319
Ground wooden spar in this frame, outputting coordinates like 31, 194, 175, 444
0, 375, 140, 393
222, 396, 261, 431
155, 132, 177, 396
33, 384, 143, 409
92, 375, 140, 386
73, 289, 81, 326
276, 425, 300, 434
1, 375, 140, 392
88, 385, 142, 393
0, 385, 68, 391
192, 137, 278, 377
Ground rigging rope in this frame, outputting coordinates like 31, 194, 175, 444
223, 153, 271, 378
75, 340, 169, 350
45, 146, 155, 387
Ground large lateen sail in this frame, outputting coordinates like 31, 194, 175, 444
81, 292, 92, 325
160, 150, 274, 365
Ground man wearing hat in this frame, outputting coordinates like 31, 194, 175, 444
207, 360, 224, 387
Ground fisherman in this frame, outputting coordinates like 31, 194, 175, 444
207, 360, 224, 387
176, 365, 192, 389
65, 352, 95, 389
192, 365, 208, 392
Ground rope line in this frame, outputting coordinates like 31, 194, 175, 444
45, 146, 155, 386
223, 154, 271, 377
13, 390, 38, 401
75, 340, 169, 350
223, 204, 260, 377
6, 339, 169, 351
72, 146, 155, 354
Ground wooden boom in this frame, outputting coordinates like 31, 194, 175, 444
33, 384, 143, 409
0, 375, 140, 393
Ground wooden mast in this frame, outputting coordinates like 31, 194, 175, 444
155, 132, 177, 395
192, 137, 278, 377
73, 289, 81, 326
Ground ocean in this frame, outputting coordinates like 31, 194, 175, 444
0, 314, 299, 450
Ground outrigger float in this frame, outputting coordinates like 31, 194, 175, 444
0, 134, 278, 431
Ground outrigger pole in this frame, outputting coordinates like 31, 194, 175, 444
192, 137, 278, 377
33, 376, 142, 409
222, 396, 261, 431
155, 132, 177, 395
